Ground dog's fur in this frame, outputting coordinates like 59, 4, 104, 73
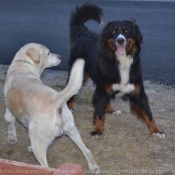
4, 43, 100, 174
67, 3, 165, 138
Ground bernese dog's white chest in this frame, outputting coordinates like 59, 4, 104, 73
112, 54, 134, 94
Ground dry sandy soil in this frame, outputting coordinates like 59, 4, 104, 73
0, 65, 175, 175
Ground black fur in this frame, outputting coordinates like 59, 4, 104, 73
68, 3, 164, 137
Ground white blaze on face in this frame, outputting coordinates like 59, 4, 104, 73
117, 34, 126, 43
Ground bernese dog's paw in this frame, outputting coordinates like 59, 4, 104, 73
106, 109, 121, 115
113, 110, 122, 115
153, 132, 165, 139
91, 131, 103, 138
70, 108, 74, 113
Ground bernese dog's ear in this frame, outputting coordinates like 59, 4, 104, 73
101, 22, 112, 38
99, 22, 112, 48
128, 18, 143, 44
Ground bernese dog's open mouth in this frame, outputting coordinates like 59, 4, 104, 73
108, 39, 134, 55
116, 39, 135, 54
117, 46, 127, 54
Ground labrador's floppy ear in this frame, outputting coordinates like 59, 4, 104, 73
26, 47, 40, 64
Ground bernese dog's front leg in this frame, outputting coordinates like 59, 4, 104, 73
106, 101, 121, 115
129, 87, 165, 138
91, 88, 110, 137
106, 101, 115, 113
91, 114, 106, 137
67, 95, 75, 111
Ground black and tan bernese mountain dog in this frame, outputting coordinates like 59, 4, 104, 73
67, 3, 165, 138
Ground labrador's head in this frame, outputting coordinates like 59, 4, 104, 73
17, 43, 61, 73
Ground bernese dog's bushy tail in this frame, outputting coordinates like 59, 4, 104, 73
69, 3, 103, 43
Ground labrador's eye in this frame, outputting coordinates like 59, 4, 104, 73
48, 52, 50, 56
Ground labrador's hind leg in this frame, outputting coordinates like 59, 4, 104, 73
28, 123, 56, 167
4, 108, 17, 144
65, 126, 100, 174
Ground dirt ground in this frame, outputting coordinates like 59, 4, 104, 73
0, 66, 175, 175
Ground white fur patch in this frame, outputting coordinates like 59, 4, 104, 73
92, 135, 102, 139
153, 133, 166, 139
112, 53, 134, 94
117, 34, 126, 45
113, 83, 134, 94
113, 110, 122, 115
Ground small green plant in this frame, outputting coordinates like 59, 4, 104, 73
52, 84, 65, 90
165, 86, 172, 90
150, 80, 157, 84
75, 90, 93, 105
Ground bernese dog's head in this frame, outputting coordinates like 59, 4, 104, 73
99, 19, 143, 57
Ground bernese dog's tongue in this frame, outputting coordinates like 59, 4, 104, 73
117, 46, 126, 54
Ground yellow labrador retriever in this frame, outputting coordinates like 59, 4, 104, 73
4, 43, 100, 174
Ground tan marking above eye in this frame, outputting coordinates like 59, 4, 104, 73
122, 26, 128, 33
112, 27, 118, 34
